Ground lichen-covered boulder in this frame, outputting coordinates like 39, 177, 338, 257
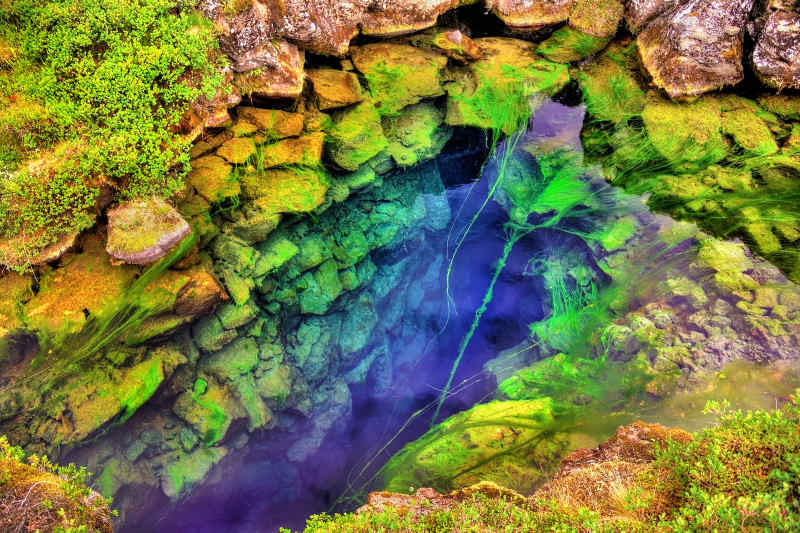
486, 0, 575, 30
306, 69, 364, 110
351, 43, 447, 115
753, 8, 800, 89
216, 137, 256, 164
636, 0, 755, 99
106, 198, 191, 265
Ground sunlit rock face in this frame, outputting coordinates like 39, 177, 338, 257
635, 0, 755, 99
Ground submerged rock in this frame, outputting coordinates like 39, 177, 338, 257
106, 198, 191, 265
306, 68, 364, 110
636, 0, 755, 99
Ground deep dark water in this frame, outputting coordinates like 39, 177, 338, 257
154, 105, 597, 533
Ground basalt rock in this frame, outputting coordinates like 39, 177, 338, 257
106, 198, 192, 265
636, 0, 755, 99
753, 6, 800, 89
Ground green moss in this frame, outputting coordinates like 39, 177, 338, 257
0, 0, 223, 268
594, 216, 637, 252
721, 108, 778, 156
258, 133, 325, 168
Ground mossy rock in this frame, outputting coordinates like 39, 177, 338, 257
187, 155, 239, 203
241, 167, 329, 215
721, 109, 779, 157
537, 27, 610, 63
306, 68, 364, 110
298, 259, 344, 315
236, 107, 304, 140
259, 133, 324, 168
23, 234, 138, 341
200, 337, 259, 382
55, 345, 186, 443
351, 43, 447, 116
576, 42, 646, 125
642, 93, 728, 172
382, 103, 452, 167
216, 137, 256, 164
446, 38, 570, 135
106, 197, 191, 265
255, 235, 299, 274
381, 398, 563, 495
326, 100, 389, 171
172, 378, 243, 447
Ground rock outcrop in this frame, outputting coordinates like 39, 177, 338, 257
753, 2, 800, 89
636, 0, 755, 99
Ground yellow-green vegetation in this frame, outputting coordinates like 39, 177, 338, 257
0, 0, 223, 270
576, 42, 646, 125
295, 396, 800, 532
0, 435, 114, 532
382, 103, 452, 167
536, 27, 609, 63
326, 100, 389, 171
350, 43, 447, 116
381, 399, 564, 495
446, 38, 569, 135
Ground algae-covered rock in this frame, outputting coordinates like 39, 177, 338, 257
24, 234, 137, 340
382, 398, 563, 494
241, 167, 329, 216
721, 107, 779, 156
259, 133, 325, 168
306, 68, 364, 110
0, 272, 33, 365
236, 107, 304, 140
298, 259, 344, 315
576, 42, 646, 125
636, 0, 754, 99
172, 378, 243, 447
106, 197, 191, 265
382, 103, 452, 167
58, 346, 186, 443
216, 137, 256, 165
641, 94, 728, 171
326, 100, 389, 171
351, 43, 447, 115
487, 0, 575, 30
201, 337, 259, 382
160, 446, 227, 501
536, 27, 610, 63
446, 37, 569, 135
187, 155, 239, 204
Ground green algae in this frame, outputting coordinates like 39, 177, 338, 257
326, 100, 389, 171
536, 27, 609, 63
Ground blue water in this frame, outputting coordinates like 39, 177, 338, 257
150, 102, 593, 533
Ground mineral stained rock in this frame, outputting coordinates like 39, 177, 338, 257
637, 0, 755, 99
753, 7, 800, 89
